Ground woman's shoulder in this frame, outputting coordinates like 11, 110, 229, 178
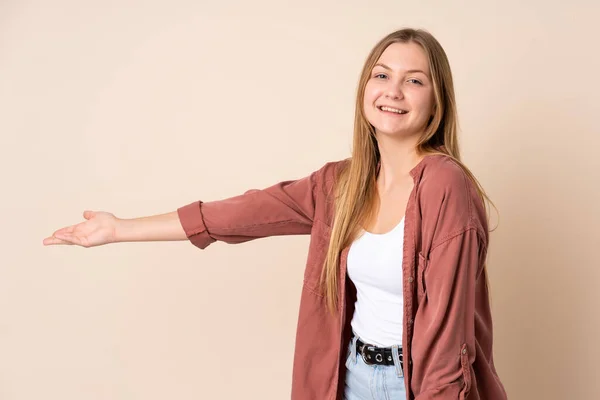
419, 154, 468, 188
417, 154, 488, 236
418, 154, 479, 199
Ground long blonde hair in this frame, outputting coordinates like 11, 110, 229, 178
319, 28, 496, 314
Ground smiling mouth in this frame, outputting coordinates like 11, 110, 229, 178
377, 105, 408, 115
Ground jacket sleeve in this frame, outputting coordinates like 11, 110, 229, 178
411, 227, 484, 400
176, 167, 322, 249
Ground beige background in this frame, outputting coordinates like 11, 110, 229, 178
1, 0, 599, 399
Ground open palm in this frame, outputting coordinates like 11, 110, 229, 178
43, 210, 119, 247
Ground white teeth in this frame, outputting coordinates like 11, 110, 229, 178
380, 106, 407, 114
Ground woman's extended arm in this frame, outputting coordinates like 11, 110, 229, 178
43, 162, 333, 248
43, 210, 187, 247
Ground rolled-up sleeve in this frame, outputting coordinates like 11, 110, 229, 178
412, 227, 485, 400
177, 167, 322, 249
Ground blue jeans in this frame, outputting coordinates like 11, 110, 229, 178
343, 333, 407, 400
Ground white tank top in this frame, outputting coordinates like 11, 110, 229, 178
347, 217, 404, 347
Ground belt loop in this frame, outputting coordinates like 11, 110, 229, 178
391, 345, 404, 378
346, 334, 359, 369
351, 335, 358, 362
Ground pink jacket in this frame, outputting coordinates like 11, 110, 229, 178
177, 154, 508, 399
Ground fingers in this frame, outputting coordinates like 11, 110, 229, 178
43, 232, 87, 247
43, 236, 74, 246
53, 211, 92, 236
53, 225, 76, 236
45, 211, 95, 247
54, 232, 85, 247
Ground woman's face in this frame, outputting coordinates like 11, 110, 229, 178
363, 42, 436, 140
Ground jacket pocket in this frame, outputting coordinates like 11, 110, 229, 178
417, 252, 428, 299
459, 343, 472, 400
302, 219, 332, 296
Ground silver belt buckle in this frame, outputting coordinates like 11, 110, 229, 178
360, 343, 382, 365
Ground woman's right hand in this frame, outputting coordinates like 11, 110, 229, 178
43, 210, 120, 248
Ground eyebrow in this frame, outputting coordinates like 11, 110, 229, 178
374, 63, 428, 75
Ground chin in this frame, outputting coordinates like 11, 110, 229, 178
373, 125, 410, 136
372, 126, 421, 140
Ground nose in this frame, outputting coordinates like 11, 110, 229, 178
384, 83, 404, 100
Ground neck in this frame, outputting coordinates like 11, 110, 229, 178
375, 133, 423, 193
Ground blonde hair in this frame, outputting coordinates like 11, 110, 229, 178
319, 28, 496, 313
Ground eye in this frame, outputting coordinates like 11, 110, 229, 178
408, 78, 423, 85
374, 73, 388, 79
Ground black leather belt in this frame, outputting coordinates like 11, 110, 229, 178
356, 338, 403, 368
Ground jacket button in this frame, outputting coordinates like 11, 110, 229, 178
462, 348, 467, 355
408, 276, 414, 283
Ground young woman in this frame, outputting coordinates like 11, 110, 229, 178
44, 28, 507, 400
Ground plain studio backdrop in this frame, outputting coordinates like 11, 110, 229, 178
1, 1, 599, 399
